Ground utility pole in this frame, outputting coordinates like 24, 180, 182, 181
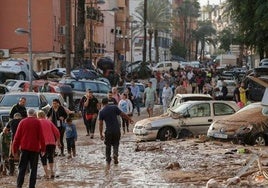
65, 0, 71, 75
142, 0, 147, 64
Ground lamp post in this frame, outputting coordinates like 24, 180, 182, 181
15, 0, 33, 91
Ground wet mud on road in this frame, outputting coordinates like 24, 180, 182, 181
1, 107, 268, 187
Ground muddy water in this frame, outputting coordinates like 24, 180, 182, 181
1, 107, 268, 187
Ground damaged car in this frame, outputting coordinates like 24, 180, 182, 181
133, 100, 239, 141
207, 102, 268, 146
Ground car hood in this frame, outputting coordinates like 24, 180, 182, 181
135, 113, 174, 126
212, 107, 268, 133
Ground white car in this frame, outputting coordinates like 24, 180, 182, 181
4, 79, 29, 92
37, 68, 66, 78
168, 93, 213, 113
0, 58, 31, 80
133, 100, 240, 141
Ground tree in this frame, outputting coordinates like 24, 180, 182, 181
170, 38, 187, 58
226, 0, 268, 59
76, 0, 86, 67
193, 20, 216, 61
75, 0, 85, 67
135, 0, 171, 64
176, 0, 200, 60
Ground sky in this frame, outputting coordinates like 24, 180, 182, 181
198, 0, 224, 6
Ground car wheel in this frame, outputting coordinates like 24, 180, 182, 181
178, 129, 193, 139
16, 72, 26, 80
253, 134, 266, 146
158, 127, 176, 141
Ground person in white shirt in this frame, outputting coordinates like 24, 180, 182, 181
118, 93, 133, 133
162, 82, 173, 113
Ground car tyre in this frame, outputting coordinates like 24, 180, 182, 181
253, 134, 266, 146
178, 129, 193, 139
158, 127, 176, 141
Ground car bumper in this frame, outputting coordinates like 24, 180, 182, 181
133, 128, 158, 141
207, 131, 234, 139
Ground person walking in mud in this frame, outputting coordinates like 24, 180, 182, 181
99, 98, 133, 170
80, 89, 100, 138
47, 99, 68, 156
143, 81, 158, 117
12, 108, 46, 188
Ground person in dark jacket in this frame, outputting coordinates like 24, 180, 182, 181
80, 89, 100, 138
47, 99, 68, 156
9, 97, 27, 119
6, 112, 22, 175
221, 82, 228, 100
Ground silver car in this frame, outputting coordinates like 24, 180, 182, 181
0, 92, 51, 114
0, 58, 31, 80
133, 100, 240, 141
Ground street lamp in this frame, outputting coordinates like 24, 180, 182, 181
15, 0, 33, 91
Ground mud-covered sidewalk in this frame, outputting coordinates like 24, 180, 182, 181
1, 106, 268, 187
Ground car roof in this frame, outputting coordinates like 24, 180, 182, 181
174, 93, 212, 98
182, 100, 234, 104
3, 92, 42, 96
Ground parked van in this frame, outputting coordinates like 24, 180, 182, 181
152, 61, 179, 72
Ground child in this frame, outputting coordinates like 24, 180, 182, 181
0, 126, 11, 175
64, 117, 77, 158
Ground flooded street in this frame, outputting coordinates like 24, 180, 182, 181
1, 106, 268, 187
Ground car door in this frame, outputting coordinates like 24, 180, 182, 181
70, 81, 86, 101
180, 102, 212, 135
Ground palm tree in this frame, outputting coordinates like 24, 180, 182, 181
193, 20, 216, 61
135, 0, 171, 64
176, 0, 200, 60
76, 0, 86, 67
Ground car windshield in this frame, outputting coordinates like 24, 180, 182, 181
4, 81, 16, 87
170, 102, 192, 114
0, 95, 39, 107
42, 94, 59, 105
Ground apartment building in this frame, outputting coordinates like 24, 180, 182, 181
0, 0, 130, 73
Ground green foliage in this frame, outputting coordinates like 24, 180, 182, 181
226, 0, 268, 58
170, 38, 187, 58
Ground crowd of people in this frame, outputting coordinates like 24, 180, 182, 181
0, 65, 251, 187
0, 97, 77, 188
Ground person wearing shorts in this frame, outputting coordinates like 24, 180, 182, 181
143, 81, 158, 117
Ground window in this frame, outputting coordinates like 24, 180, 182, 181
166, 63, 172, 67
71, 81, 84, 91
84, 82, 98, 93
214, 103, 235, 116
98, 83, 110, 94
189, 103, 210, 117
158, 64, 164, 68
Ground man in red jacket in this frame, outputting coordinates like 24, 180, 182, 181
12, 108, 46, 188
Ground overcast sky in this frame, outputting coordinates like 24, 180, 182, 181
198, 0, 224, 6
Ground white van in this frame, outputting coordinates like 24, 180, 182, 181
152, 61, 179, 72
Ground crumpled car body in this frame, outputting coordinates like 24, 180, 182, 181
207, 102, 268, 146
134, 100, 239, 141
